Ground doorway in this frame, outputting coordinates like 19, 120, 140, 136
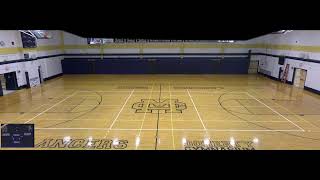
293, 68, 307, 88
0, 72, 19, 95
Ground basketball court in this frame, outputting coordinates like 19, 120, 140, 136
1, 74, 320, 150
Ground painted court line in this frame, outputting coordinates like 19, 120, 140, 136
169, 83, 175, 149
246, 92, 305, 132
187, 89, 207, 130
1, 93, 71, 128
77, 90, 247, 93
107, 89, 135, 130
23, 91, 79, 124
137, 83, 154, 138
31, 119, 293, 122
250, 89, 320, 129
35, 127, 303, 132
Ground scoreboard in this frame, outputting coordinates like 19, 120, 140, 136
1, 124, 34, 148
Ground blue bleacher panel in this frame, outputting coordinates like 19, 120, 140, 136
62, 56, 250, 74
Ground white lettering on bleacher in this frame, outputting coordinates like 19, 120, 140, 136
2, 133, 10, 136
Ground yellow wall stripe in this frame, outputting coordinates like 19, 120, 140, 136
180, 43, 184, 59
139, 44, 143, 59
23, 45, 62, 52
100, 45, 104, 59
64, 43, 268, 50
0, 48, 21, 54
60, 31, 65, 53
2, 43, 320, 55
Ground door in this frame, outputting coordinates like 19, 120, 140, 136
293, 68, 307, 88
25, 72, 31, 88
4, 72, 18, 90
299, 69, 307, 87
248, 60, 259, 74
38, 66, 43, 83
279, 67, 283, 80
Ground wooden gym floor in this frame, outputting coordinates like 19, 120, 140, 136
1, 74, 320, 150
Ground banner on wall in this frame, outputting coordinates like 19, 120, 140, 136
87, 38, 114, 44
113, 39, 202, 43
87, 38, 236, 44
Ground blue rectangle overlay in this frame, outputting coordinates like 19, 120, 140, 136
1, 124, 34, 148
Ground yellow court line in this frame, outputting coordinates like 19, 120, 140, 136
105, 89, 135, 133
137, 83, 154, 138
169, 83, 175, 149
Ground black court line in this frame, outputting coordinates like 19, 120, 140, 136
218, 91, 320, 141
66, 96, 88, 113
236, 99, 255, 115
42, 91, 103, 128
155, 84, 161, 150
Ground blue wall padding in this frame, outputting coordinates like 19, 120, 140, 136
62, 57, 249, 74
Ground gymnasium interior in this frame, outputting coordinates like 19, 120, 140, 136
1, 30, 320, 150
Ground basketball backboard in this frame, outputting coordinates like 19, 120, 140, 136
19, 30, 52, 39
31, 30, 52, 39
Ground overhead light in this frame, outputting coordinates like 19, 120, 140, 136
253, 137, 259, 144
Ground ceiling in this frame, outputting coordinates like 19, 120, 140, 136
1, 6, 308, 40
62, 19, 276, 40
64, 29, 274, 41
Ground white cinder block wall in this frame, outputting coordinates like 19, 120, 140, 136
0, 30, 63, 88
249, 30, 320, 92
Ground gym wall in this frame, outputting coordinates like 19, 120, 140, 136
0, 30, 64, 88
62, 32, 251, 74
249, 31, 320, 93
